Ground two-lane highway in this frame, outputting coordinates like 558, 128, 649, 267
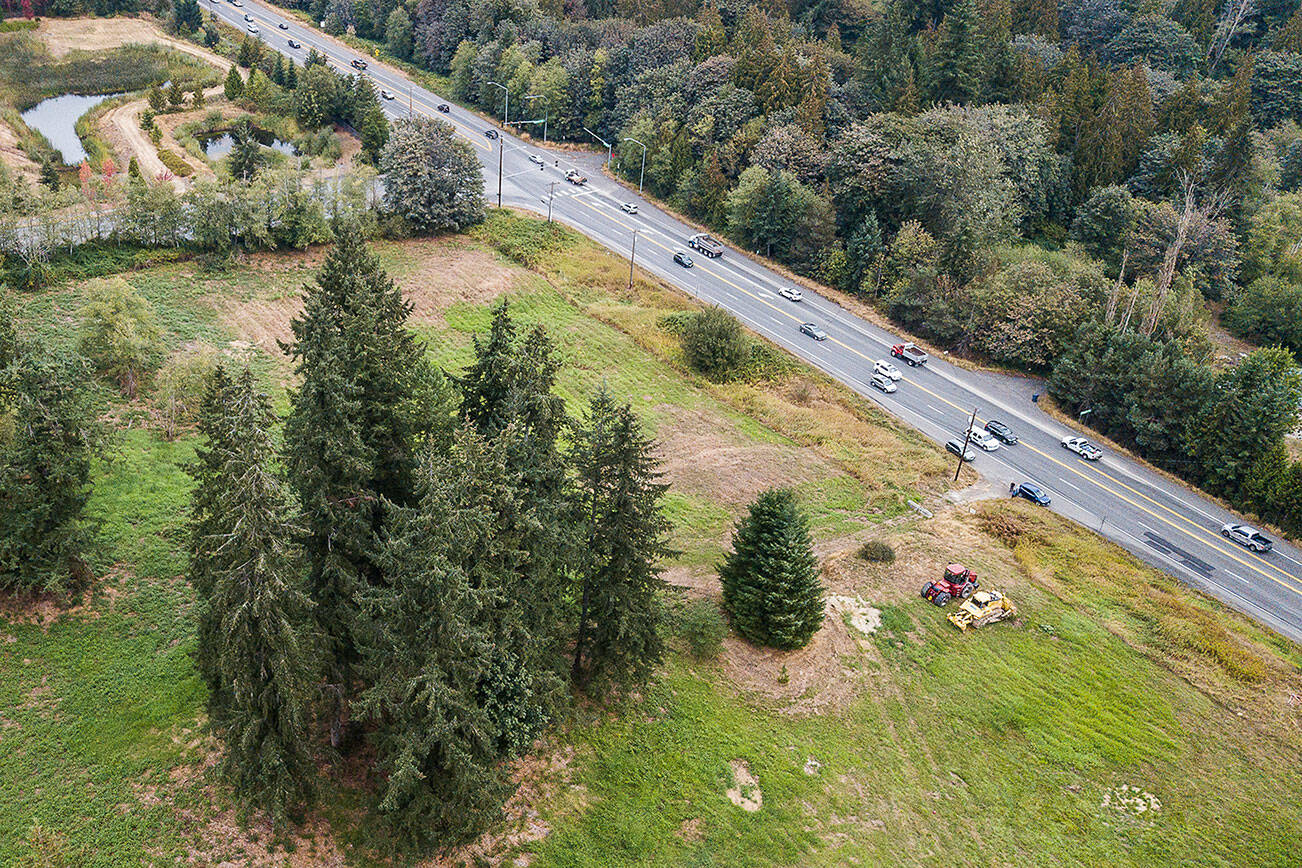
211, 0, 1302, 643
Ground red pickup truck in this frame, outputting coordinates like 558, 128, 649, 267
891, 342, 928, 366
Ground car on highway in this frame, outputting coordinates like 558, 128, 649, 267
779, 287, 803, 302
231, 0, 241, 6
873, 359, 901, 380
483, 128, 499, 140
799, 322, 827, 341
1011, 482, 1051, 506
673, 250, 694, 268
870, 373, 897, 393
528, 154, 545, 166
243, 12, 252, 20
946, 439, 977, 462
380, 89, 394, 100
351, 58, 368, 70
1221, 523, 1273, 553
288, 38, 301, 48
966, 427, 1000, 451
1061, 435, 1102, 460
565, 170, 587, 185
247, 23, 259, 33
278, 21, 288, 29
437, 103, 450, 113
621, 202, 638, 214
984, 419, 1018, 444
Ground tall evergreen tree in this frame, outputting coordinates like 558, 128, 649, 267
283, 227, 425, 745
569, 388, 673, 694
190, 368, 316, 821
356, 431, 522, 849
0, 343, 99, 595
931, 0, 985, 104
719, 488, 824, 650
456, 302, 572, 735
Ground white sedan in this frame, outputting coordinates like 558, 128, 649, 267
528, 154, 545, 166
778, 287, 803, 302
1061, 436, 1102, 460
621, 202, 639, 214
873, 359, 901, 381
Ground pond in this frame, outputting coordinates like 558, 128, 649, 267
199, 127, 297, 159
21, 93, 120, 166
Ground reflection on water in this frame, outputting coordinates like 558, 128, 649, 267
21, 93, 120, 166
199, 128, 297, 159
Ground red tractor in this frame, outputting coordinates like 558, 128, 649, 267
921, 563, 979, 606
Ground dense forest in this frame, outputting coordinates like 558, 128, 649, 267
249, 0, 1302, 533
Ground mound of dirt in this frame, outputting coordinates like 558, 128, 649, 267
726, 760, 763, 812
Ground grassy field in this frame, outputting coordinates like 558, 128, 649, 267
3, 213, 1302, 865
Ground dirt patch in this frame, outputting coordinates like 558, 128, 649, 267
0, 565, 130, 630
0, 120, 40, 179
37, 16, 233, 66
676, 817, 704, 842
725, 760, 763, 812
391, 239, 525, 326
827, 595, 881, 636
655, 404, 830, 509
219, 295, 302, 362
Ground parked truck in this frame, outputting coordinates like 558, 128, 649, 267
891, 342, 928, 366
688, 233, 724, 258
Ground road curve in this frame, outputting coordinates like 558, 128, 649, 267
211, 0, 1302, 643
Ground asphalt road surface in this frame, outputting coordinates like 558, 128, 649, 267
212, 0, 1302, 644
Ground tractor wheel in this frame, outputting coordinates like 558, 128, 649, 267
934, 591, 951, 606
961, 584, 973, 599
921, 582, 934, 600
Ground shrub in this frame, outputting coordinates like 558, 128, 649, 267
77, 277, 162, 398
674, 598, 726, 660
980, 509, 1030, 547
858, 540, 896, 563
154, 346, 218, 439
156, 148, 194, 177
681, 306, 750, 381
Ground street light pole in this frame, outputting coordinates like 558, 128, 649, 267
497, 139, 503, 208
624, 136, 647, 194
583, 126, 612, 166
628, 228, 638, 288
488, 80, 508, 126
547, 181, 555, 222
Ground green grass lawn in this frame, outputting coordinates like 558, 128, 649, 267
3, 215, 1302, 865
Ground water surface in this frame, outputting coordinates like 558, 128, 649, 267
21, 93, 119, 165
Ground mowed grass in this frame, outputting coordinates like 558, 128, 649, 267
3, 214, 1301, 865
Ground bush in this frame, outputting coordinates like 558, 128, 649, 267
674, 598, 726, 660
858, 540, 895, 563
980, 508, 1030, 547
154, 346, 217, 439
77, 277, 162, 398
681, 306, 750, 381
156, 148, 194, 178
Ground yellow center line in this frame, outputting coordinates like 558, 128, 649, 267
578, 198, 1302, 600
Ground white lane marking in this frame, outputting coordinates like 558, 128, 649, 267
1059, 479, 1082, 492
1225, 570, 1250, 585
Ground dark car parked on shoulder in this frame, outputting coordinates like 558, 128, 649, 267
1011, 482, 1050, 505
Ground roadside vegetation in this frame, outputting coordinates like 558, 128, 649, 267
3, 209, 1302, 864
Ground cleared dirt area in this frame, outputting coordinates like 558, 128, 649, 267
36, 16, 230, 66
0, 120, 39, 179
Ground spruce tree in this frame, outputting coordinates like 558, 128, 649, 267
224, 66, 245, 101
283, 226, 425, 745
189, 368, 316, 821
456, 302, 571, 736
0, 343, 99, 595
931, 0, 984, 104
356, 431, 523, 849
719, 488, 824, 650
569, 388, 673, 694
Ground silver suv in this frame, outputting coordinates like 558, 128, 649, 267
1221, 523, 1272, 553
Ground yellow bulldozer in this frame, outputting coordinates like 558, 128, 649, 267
946, 589, 1017, 632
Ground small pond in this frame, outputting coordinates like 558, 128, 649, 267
199, 127, 297, 159
21, 93, 120, 166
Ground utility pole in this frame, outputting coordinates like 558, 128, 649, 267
407, 84, 412, 119
497, 139, 503, 208
954, 408, 977, 482
583, 126, 612, 166
628, 228, 638, 288
624, 137, 647, 193
547, 181, 555, 222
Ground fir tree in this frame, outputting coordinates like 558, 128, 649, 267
283, 226, 426, 745
0, 344, 99, 595
224, 66, 245, 101
931, 0, 985, 104
356, 431, 523, 848
285, 57, 298, 90
39, 160, 60, 191
569, 388, 673, 694
190, 368, 316, 821
719, 488, 824, 650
